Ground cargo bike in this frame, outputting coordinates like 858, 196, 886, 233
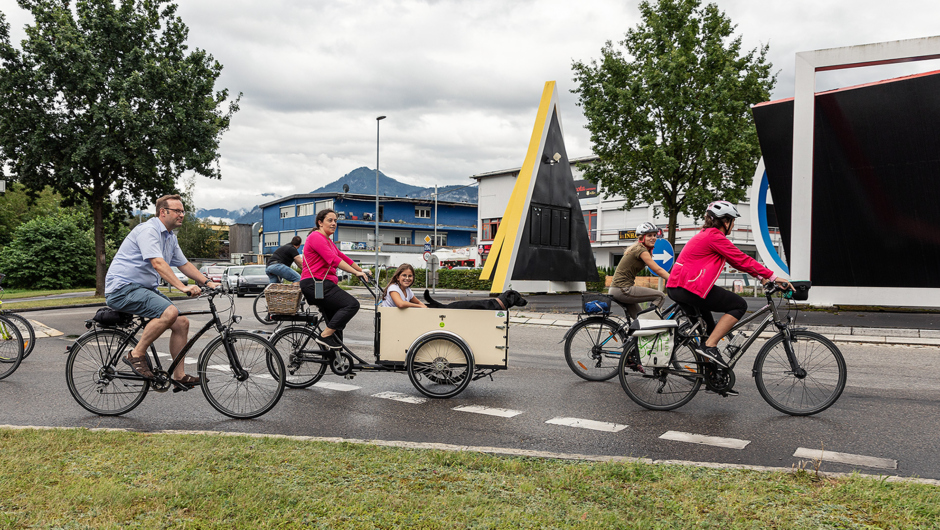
262, 279, 511, 398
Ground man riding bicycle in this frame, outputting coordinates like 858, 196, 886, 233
265, 236, 303, 284
104, 194, 219, 386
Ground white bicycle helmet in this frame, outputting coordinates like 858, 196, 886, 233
706, 200, 741, 219
636, 222, 661, 237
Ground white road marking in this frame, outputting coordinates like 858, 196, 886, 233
453, 405, 523, 418
157, 352, 195, 364
372, 391, 428, 404
545, 417, 627, 432
314, 381, 360, 392
793, 447, 898, 470
660, 431, 750, 450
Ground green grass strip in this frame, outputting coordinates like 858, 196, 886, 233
0, 428, 937, 528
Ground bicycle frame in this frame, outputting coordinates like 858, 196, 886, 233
91, 294, 247, 387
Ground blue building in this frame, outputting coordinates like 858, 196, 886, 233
260, 193, 478, 267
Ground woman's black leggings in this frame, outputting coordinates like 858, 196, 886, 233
300, 279, 360, 331
667, 286, 747, 335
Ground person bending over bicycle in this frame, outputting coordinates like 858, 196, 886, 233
266, 236, 303, 284
666, 201, 791, 374
300, 209, 371, 350
609, 222, 670, 319
104, 194, 219, 386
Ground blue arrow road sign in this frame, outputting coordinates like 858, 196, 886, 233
648, 238, 675, 273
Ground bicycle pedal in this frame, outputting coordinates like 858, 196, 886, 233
344, 373, 356, 380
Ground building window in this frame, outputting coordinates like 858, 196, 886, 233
263, 233, 278, 247
583, 210, 597, 242
297, 203, 314, 217
280, 206, 294, 219
394, 236, 411, 245
434, 234, 447, 246
315, 199, 333, 213
482, 218, 501, 240
415, 206, 431, 219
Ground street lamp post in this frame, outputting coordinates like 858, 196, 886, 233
375, 115, 385, 307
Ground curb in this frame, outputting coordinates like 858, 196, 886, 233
2, 424, 936, 487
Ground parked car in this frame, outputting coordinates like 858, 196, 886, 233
222, 266, 245, 293
205, 265, 227, 284
235, 265, 270, 297
161, 266, 190, 287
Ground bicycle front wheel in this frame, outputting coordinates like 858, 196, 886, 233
270, 326, 327, 388
754, 330, 846, 416
3, 313, 36, 359
564, 317, 627, 381
0, 315, 24, 380
65, 329, 150, 415
619, 340, 701, 411
253, 293, 275, 325
199, 331, 285, 419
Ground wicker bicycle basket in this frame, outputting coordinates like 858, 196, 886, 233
264, 283, 303, 315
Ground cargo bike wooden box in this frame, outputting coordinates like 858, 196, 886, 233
264, 281, 511, 399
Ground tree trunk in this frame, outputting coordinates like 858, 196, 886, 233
668, 208, 679, 249
92, 185, 107, 298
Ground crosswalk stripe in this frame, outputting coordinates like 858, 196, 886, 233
156, 352, 196, 365
793, 447, 897, 469
314, 381, 360, 392
372, 391, 428, 404
545, 417, 627, 432
453, 405, 523, 418
660, 431, 750, 449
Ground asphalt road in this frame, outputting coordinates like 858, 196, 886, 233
3, 295, 939, 480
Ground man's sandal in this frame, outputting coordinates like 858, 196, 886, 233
122, 354, 154, 379
171, 374, 201, 393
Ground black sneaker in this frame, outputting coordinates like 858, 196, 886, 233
315, 334, 343, 350
697, 345, 729, 369
722, 388, 740, 397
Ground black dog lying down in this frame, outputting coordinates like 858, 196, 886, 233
423, 289, 528, 310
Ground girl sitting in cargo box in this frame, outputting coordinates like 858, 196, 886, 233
381, 264, 427, 308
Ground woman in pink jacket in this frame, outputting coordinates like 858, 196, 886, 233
300, 209, 371, 350
666, 201, 790, 373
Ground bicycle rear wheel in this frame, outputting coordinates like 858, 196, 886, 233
199, 331, 285, 419
407, 333, 473, 398
3, 313, 35, 359
0, 315, 23, 380
65, 329, 150, 415
564, 317, 627, 381
618, 340, 701, 411
754, 331, 846, 416
270, 326, 327, 388
253, 294, 275, 325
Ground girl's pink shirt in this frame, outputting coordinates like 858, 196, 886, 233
300, 231, 354, 283
666, 227, 776, 298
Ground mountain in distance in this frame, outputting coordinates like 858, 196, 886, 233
188, 168, 477, 225
311, 167, 478, 203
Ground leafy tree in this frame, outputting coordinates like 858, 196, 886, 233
0, 182, 64, 247
0, 212, 96, 289
0, 1, 239, 295
571, 0, 775, 245
175, 175, 221, 259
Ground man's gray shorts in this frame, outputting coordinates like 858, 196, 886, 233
105, 283, 173, 319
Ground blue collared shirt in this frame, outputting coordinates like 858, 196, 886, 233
105, 217, 188, 294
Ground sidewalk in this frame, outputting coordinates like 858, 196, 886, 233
350, 288, 940, 348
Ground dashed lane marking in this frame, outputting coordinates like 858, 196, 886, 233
660, 431, 750, 450
157, 352, 195, 364
545, 417, 627, 432
314, 381, 360, 392
793, 447, 898, 470
453, 405, 523, 418
372, 391, 428, 404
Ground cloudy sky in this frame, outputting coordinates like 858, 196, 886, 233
2, 0, 939, 212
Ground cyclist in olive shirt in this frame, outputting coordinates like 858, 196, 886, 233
266, 236, 303, 284
609, 222, 670, 319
